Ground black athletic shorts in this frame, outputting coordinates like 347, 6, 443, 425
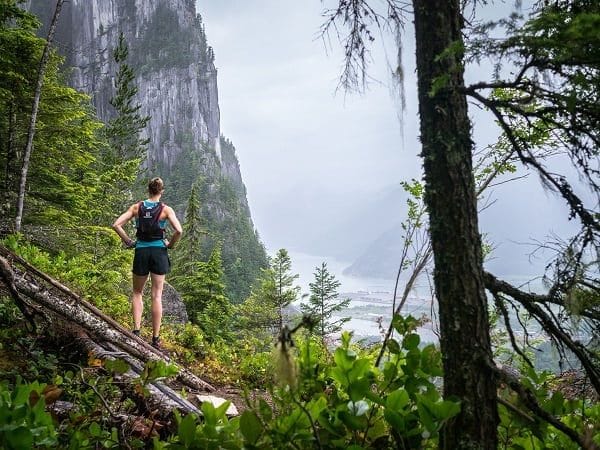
132, 247, 170, 276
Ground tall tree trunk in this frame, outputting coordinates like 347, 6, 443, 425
15, 0, 65, 232
412, 1, 498, 448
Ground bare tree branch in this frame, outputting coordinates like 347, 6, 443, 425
484, 271, 600, 395
491, 364, 599, 450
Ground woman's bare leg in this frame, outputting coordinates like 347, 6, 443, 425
150, 273, 165, 338
132, 274, 148, 330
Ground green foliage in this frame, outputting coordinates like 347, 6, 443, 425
139, 360, 179, 386
174, 182, 204, 266
155, 403, 240, 449
0, 378, 57, 449
145, 315, 459, 449
234, 249, 300, 345
270, 249, 301, 329
174, 244, 232, 341
233, 280, 279, 348
133, 3, 212, 75
2, 233, 131, 321
301, 262, 350, 339
497, 366, 600, 449
49, 359, 174, 449
172, 323, 207, 363
0, 3, 105, 224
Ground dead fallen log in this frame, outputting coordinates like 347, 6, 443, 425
0, 254, 38, 327
0, 246, 214, 393
76, 332, 202, 417
0, 251, 229, 419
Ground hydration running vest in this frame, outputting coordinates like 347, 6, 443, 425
136, 201, 165, 241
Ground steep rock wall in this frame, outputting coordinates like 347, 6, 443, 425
32, 0, 220, 169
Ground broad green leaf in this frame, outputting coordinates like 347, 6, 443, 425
434, 400, 461, 420
403, 333, 420, 350
239, 411, 261, 444
386, 389, 410, 411
308, 396, 328, 418
348, 378, 371, 401
334, 347, 355, 370
5, 426, 33, 450
89, 422, 101, 437
104, 358, 130, 375
384, 410, 405, 432
348, 358, 371, 382
387, 339, 401, 354
178, 413, 197, 446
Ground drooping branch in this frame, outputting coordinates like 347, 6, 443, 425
491, 292, 535, 368
484, 271, 600, 395
491, 364, 598, 450
465, 88, 600, 236
319, 0, 410, 92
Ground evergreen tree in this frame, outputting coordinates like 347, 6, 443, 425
233, 249, 299, 344
233, 267, 279, 347
271, 249, 300, 330
165, 141, 268, 304
301, 262, 350, 339
194, 245, 231, 341
172, 182, 204, 273
107, 32, 149, 161
97, 31, 149, 222
0, 2, 104, 225
14, 0, 65, 232
175, 244, 229, 340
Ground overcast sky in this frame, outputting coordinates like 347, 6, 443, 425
197, 1, 583, 279
198, 0, 420, 245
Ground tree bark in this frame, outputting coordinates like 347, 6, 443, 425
412, 1, 498, 448
15, 0, 65, 232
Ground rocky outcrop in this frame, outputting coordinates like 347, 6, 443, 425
157, 282, 188, 324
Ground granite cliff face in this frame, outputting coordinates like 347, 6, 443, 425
28, 0, 265, 300
31, 0, 221, 169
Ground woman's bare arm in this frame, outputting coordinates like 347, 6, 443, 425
112, 204, 137, 246
164, 206, 183, 249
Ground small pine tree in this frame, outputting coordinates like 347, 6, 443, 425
271, 249, 300, 330
233, 249, 299, 343
196, 244, 231, 340
176, 244, 230, 340
173, 182, 204, 272
107, 32, 149, 161
233, 267, 279, 347
301, 262, 350, 339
